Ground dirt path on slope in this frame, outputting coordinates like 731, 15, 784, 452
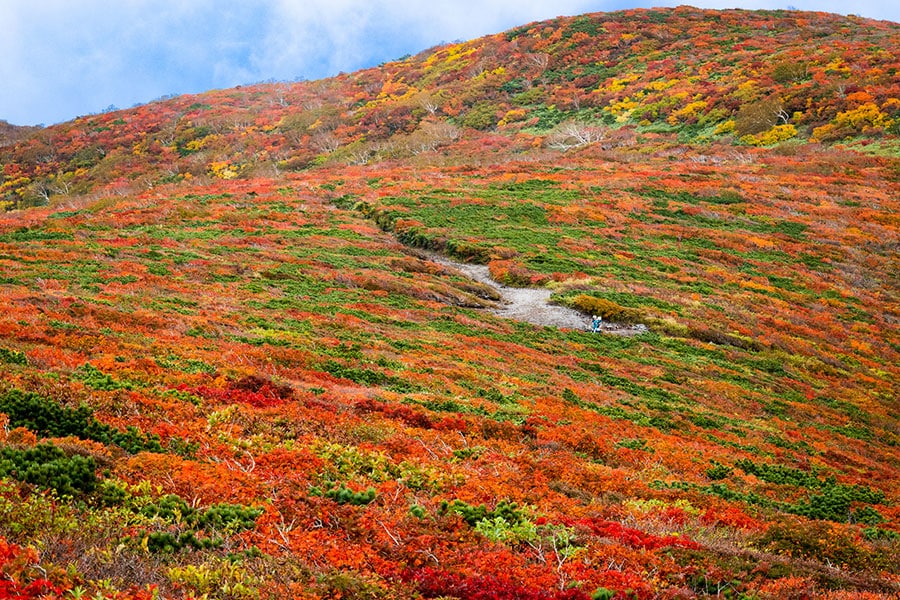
427, 253, 648, 336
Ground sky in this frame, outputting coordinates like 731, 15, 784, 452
1, 1, 897, 127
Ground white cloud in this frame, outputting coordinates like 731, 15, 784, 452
255, 0, 602, 80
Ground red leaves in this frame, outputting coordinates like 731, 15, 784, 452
0, 578, 60, 600
568, 517, 701, 551
488, 259, 550, 287
0, 537, 61, 600
187, 375, 293, 408
355, 397, 434, 429
0, 11, 898, 598
408, 567, 591, 600
354, 397, 469, 432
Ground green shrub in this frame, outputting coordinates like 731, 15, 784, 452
461, 102, 500, 130
862, 527, 899, 542
561, 388, 581, 406
616, 438, 652, 452
0, 443, 97, 496
0, 347, 27, 365
135, 495, 264, 553
735, 458, 886, 523
96, 479, 129, 507
792, 487, 885, 523
440, 498, 527, 528
140, 494, 264, 531
310, 485, 377, 506
145, 531, 221, 553
452, 446, 485, 461
568, 295, 644, 323
320, 360, 419, 393
0, 389, 164, 454
73, 363, 133, 391
475, 515, 538, 544
755, 519, 872, 569
706, 463, 733, 480
734, 458, 825, 489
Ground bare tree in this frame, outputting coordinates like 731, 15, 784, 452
546, 121, 607, 150
26, 179, 53, 205
416, 92, 441, 116
526, 52, 550, 71
311, 131, 340, 154
406, 120, 460, 155
735, 96, 788, 136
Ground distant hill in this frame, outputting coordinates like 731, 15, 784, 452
0, 8, 898, 600
0, 120, 40, 148
1, 7, 898, 209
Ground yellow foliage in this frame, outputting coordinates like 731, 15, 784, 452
498, 108, 527, 127
606, 73, 641, 93
645, 79, 677, 92
814, 102, 893, 141
735, 80, 759, 100
715, 120, 736, 135
824, 58, 851, 75
606, 97, 639, 119
184, 135, 217, 152
424, 43, 475, 69
740, 124, 797, 146
0, 176, 30, 196
474, 66, 507, 81
833, 102, 890, 130
209, 161, 240, 180
882, 97, 900, 111
668, 100, 708, 124
810, 123, 834, 142
445, 45, 475, 62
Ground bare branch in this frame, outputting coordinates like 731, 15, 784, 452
546, 120, 607, 150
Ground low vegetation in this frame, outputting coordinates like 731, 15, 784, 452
0, 6, 897, 599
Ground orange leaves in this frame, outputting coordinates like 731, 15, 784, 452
547, 203, 606, 225
487, 259, 550, 287
121, 453, 262, 504
0, 9, 898, 599
700, 505, 764, 531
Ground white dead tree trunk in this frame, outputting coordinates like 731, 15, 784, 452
546, 121, 607, 150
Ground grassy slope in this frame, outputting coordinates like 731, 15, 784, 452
0, 7, 899, 600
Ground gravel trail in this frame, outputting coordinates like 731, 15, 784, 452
429, 254, 648, 335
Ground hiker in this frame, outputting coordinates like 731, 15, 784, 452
591, 315, 602, 332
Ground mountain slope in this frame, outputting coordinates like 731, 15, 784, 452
2, 6, 899, 210
0, 7, 899, 600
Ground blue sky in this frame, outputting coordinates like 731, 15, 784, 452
2, 0, 897, 126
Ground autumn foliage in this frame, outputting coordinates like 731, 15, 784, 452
0, 6, 898, 600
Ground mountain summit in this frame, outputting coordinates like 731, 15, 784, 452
0, 8, 898, 599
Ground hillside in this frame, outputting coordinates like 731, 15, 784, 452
0, 121, 40, 149
0, 7, 899, 600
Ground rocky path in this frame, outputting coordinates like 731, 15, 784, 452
429, 253, 648, 335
